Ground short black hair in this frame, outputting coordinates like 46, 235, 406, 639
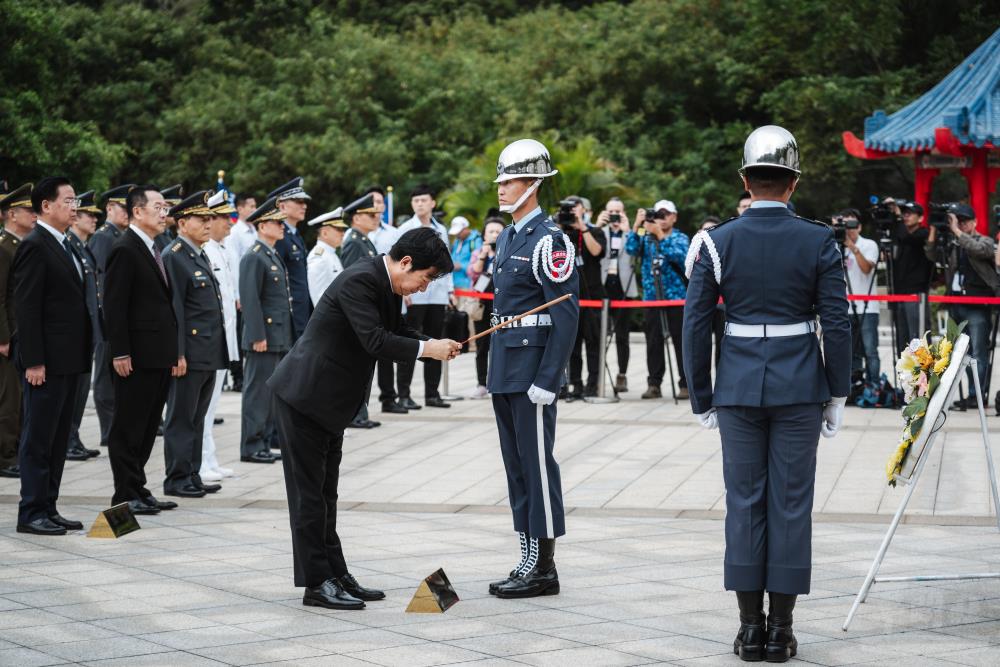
738, 191, 751, 204
744, 167, 796, 199
839, 208, 861, 220
364, 185, 386, 197
702, 215, 722, 226
390, 227, 454, 276
31, 177, 72, 214
235, 193, 255, 208
483, 217, 506, 231
409, 184, 435, 200
126, 184, 160, 220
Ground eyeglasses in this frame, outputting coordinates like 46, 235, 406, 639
147, 204, 170, 215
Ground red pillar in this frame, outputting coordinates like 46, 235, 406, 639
913, 160, 938, 227
960, 149, 990, 234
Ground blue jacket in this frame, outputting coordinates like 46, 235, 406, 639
487, 210, 579, 394
626, 229, 690, 300
274, 222, 312, 340
682, 206, 851, 413
451, 230, 482, 290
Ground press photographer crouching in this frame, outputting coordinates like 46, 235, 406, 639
562, 195, 607, 400
890, 200, 933, 352
836, 209, 882, 384
596, 198, 637, 393
466, 216, 506, 399
926, 204, 999, 408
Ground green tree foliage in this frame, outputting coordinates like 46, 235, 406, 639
1, 0, 997, 230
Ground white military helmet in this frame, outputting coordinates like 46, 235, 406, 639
494, 139, 558, 183
739, 125, 801, 175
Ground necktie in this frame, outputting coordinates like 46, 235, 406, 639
152, 246, 168, 284
62, 238, 82, 279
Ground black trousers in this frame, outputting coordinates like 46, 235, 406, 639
376, 360, 397, 404
163, 369, 216, 490
569, 307, 601, 390
473, 300, 494, 386
0, 346, 20, 468
18, 372, 76, 524
643, 306, 686, 388
397, 304, 445, 400
92, 341, 114, 445
604, 276, 630, 375
275, 395, 348, 587
231, 311, 245, 388
108, 368, 171, 505
68, 367, 92, 451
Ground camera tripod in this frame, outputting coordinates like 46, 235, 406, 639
651, 260, 679, 405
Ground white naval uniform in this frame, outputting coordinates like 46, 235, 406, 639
201, 238, 239, 475
307, 240, 345, 306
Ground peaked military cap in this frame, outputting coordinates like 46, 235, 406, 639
0, 183, 33, 211
169, 190, 212, 219
160, 184, 184, 207
343, 193, 378, 216
266, 176, 311, 202
100, 184, 135, 207
307, 207, 347, 229
246, 196, 287, 226
76, 190, 101, 214
207, 189, 236, 215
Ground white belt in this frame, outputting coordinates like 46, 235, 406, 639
490, 313, 552, 328
724, 321, 816, 338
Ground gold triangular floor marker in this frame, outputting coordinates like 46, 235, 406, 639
405, 568, 459, 613
87, 513, 115, 538
86, 503, 141, 539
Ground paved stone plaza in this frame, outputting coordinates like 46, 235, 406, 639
1, 337, 999, 666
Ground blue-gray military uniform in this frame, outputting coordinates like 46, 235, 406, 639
274, 221, 310, 339
162, 233, 229, 492
239, 239, 294, 458
488, 207, 579, 540
682, 201, 850, 594
65, 227, 103, 454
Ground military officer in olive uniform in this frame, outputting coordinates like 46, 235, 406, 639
486, 140, 579, 599
682, 126, 850, 663
238, 197, 293, 463
155, 184, 183, 251
0, 183, 36, 478
269, 177, 312, 340
88, 184, 133, 448
306, 207, 347, 305
161, 191, 229, 497
65, 191, 103, 461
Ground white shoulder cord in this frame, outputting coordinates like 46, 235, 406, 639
531, 232, 575, 285
685, 230, 722, 284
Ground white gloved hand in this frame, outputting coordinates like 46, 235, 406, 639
696, 408, 718, 430
527, 384, 556, 405
820, 396, 848, 438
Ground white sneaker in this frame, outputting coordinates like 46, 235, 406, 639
199, 469, 223, 482
214, 466, 235, 478
468, 385, 489, 400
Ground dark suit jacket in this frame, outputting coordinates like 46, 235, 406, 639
268, 256, 427, 433
66, 231, 104, 346
682, 205, 851, 413
103, 228, 178, 369
12, 226, 91, 375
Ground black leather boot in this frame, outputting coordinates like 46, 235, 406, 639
734, 590, 765, 662
496, 537, 558, 598
489, 533, 529, 595
765, 592, 797, 663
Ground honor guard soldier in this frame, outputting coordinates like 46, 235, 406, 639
161, 191, 229, 497
155, 184, 183, 250
268, 177, 311, 340
65, 191, 103, 461
487, 139, 579, 599
88, 183, 133, 449
682, 126, 850, 663
238, 197, 293, 463
306, 207, 347, 305
0, 183, 36, 478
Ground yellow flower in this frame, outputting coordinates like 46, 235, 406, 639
939, 339, 953, 358
933, 357, 949, 375
886, 440, 911, 482
914, 346, 934, 369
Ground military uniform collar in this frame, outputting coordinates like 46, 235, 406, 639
177, 235, 203, 255
2, 227, 22, 241
512, 207, 543, 234
748, 199, 788, 209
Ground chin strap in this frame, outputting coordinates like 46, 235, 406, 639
499, 179, 543, 214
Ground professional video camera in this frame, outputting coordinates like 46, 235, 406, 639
829, 215, 848, 245
868, 196, 900, 238
928, 202, 961, 242
555, 199, 577, 227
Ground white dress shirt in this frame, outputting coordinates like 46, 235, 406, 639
307, 239, 344, 306
370, 222, 401, 255
204, 238, 239, 359
395, 216, 454, 305
227, 219, 257, 300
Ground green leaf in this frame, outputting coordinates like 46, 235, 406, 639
927, 372, 940, 396
902, 396, 928, 419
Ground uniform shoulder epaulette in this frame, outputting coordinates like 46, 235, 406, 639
795, 215, 828, 228
707, 216, 738, 233
251, 242, 261, 253
312, 246, 324, 256
170, 241, 183, 252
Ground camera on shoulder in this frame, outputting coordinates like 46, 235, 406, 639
556, 199, 577, 228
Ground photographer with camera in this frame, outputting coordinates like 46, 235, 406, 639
562, 195, 607, 399
886, 200, 934, 352
838, 209, 882, 384
626, 200, 690, 399
926, 204, 999, 408
596, 198, 637, 393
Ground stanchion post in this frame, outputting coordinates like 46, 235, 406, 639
585, 299, 618, 404
440, 359, 462, 401
919, 292, 928, 337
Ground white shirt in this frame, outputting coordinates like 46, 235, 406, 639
381, 256, 424, 358
395, 216, 454, 305
36, 219, 82, 278
204, 239, 239, 359
227, 219, 258, 300
307, 239, 344, 306
370, 222, 401, 255
844, 235, 881, 315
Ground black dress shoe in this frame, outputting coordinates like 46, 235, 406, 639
735, 590, 766, 662
156, 424, 164, 437
129, 499, 161, 515
0, 465, 18, 478
366, 419, 381, 428
337, 573, 385, 601
213, 417, 224, 425
48, 514, 84, 531
398, 397, 421, 410
66, 445, 90, 461
164, 484, 207, 498
496, 538, 560, 598
85, 447, 100, 458
241, 451, 276, 463
17, 517, 67, 535
303, 579, 365, 610
348, 419, 376, 429
765, 592, 797, 663
143, 495, 177, 510
382, 401, 407, 414
425, 397, 451, 408
193, 475, 222, 493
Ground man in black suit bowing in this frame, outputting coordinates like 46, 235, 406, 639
13, 177, 91, 534
103, 185, 179, 516
268, 228, 461, 609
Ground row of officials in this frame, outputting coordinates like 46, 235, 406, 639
0, 174, 385, 535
